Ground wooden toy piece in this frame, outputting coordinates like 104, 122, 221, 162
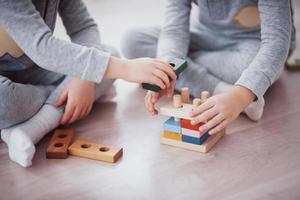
182, 132, 210, 145
164, 117, 181, 133
181, 128, 206, 138
180, 118, 203, 131
46, 129, 74, 159
193, 98, 201, 108
142, 58, 188, 92
68, 140, 123, 163
286, 58, 300, 70
159, 102, 194, 120
163, 131, 182, 141
174, 117, 180, 122
173, 94, 183, 108
201, 91, 210, 103
160, 129, 225, 153
181, 87, 190, 103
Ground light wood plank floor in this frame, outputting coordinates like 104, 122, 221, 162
1, 1, 300, 199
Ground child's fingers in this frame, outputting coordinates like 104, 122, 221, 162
68, 107, 82, 124
167, 80, 176, 97
151, 92, 159, 103
190, 100, 214, 116
150, 75, 165, 89
61, 103, 75, 125
155, 62, 177, 81
144, 94, 153, 112
79, 105, 89, 120
153, 69, 170, 87
199, 114, 224, 133
208, 119, 229, 135
191, 107, 218, 125
55, 90, 68, 107
83, 104, 93, 119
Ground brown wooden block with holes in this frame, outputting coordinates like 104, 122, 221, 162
68, 140, 123, 163
46, 129, 74, 159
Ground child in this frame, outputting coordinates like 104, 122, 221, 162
0, 0, 176, 167
122, 0, 294, 135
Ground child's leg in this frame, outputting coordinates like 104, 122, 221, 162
121, 27, 222, 96
3, 45, 118, 167
121, 27, 160, 59
192, 41, 265, 120
192, 41, 261, 86
0, 75, 53, 129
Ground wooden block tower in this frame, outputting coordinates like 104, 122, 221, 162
159, 88, 225, 153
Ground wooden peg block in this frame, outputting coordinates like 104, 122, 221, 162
68, 140, 123, 163
160, 129, 225, 153
173, 94, 183, 108
193, 98, 201, 108
201, 91, 210, 103
181, 87, 190, 103
46, 129, 74, 159
160, 102, 194, 120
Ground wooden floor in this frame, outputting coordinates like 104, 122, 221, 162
1, 1, 300, 200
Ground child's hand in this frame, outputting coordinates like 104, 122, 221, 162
190, 86, 255, 135
55, 78, 95, 125
124, 58, 177, 89
106, 57, 177, 89
145, 80, 176, 115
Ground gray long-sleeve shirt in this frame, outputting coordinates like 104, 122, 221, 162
0, 0, 109, 83
157, 0, 294, 98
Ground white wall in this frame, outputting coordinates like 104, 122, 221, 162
54, 0, 167, 50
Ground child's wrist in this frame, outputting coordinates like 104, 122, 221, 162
230, 85, 256, 107
105, 56, 128, 80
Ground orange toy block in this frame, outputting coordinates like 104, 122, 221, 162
163, 131, 182, 141
68, 140, 123, 163
46, 129, 74, 159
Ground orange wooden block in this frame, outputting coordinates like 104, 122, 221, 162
163, 131, 182, 141
68, 140, 123, 163
46, 129, 74, 159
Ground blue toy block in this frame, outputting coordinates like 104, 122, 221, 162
182, 132, 210, 145
163, 117, 181, 134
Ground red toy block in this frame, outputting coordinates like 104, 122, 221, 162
180, 119, 203, 131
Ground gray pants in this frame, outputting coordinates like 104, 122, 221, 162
0, 46, 118, 129
121, 26, 261, 97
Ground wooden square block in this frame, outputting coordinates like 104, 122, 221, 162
160, 129, 225, 153
163, 131, 182, 141
68, 140, 123, 163
182, 133, 210, 145
46, 129, 74, 159
159, 102, 194, 120
164, 117, 181, 133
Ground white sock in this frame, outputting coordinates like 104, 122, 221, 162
1, 104, 62, 167
1, 130, 35, 167
244, 97, 265, 121
213, 82, 264, 121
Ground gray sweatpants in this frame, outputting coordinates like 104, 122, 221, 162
121, 26, 261, 97
0, 46, 118, 129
